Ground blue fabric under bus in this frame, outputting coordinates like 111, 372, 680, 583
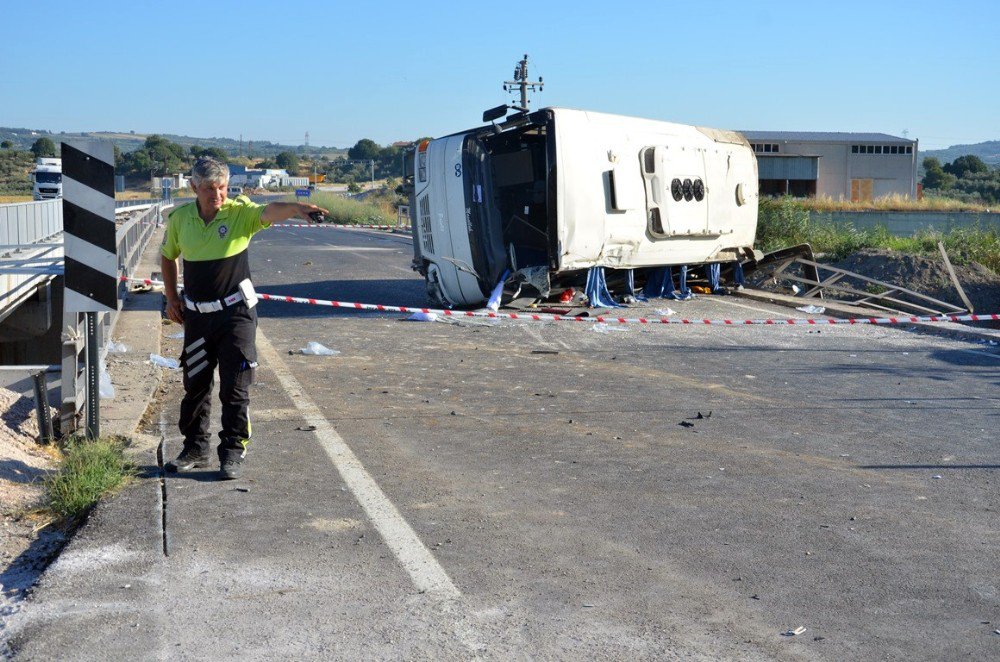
709, 261, 746, 292
734, 260, 746, 287
585, 267, 623, 308
640, 266, 692, 300
707, 263, 722, 292
624, 269, 637, 300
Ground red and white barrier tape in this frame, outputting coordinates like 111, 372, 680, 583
257, 292, 999, 326
122, 277, 999, 327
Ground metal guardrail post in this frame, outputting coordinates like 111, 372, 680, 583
84, 311, 100, 439
60, 311, 84, 434
32, 370, 54, 444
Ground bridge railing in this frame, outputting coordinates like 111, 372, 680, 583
0, 200, 62, 257
0, 201, 64, 333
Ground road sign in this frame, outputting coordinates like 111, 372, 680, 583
62, 141, 118, 313
295, 188, 311, 198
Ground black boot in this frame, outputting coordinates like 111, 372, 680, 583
165, 448, 211, 473
219, 446, 246, 480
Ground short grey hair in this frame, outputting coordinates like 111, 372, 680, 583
191, 157, 229, 186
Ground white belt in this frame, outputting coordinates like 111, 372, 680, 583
184, 290, 245, 313
184, 278, 257, 313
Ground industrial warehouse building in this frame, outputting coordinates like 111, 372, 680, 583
739, 131, 918, 201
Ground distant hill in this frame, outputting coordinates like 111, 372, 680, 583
921, 140, 1000, 167
0, 127, 347, 160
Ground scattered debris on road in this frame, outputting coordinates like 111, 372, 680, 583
295, 342, 340, 356
148, 354, 179, 369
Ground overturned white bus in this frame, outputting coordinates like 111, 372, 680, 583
404, 107, 759, 307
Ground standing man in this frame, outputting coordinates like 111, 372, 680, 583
161, 157, 327, 480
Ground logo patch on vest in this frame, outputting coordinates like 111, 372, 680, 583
218, 224, 229, 239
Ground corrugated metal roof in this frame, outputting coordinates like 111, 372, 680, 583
740, 131, 911, 143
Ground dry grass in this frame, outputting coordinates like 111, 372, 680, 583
115, 190, 153, 200
797, 194, 991, 213
0, 194, 33, 203
292, 191, 395, 225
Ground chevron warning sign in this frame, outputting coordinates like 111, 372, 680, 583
62, 141, 119, 312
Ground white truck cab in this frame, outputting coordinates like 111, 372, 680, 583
405, 107, 759, 307
31, 158, 63, 200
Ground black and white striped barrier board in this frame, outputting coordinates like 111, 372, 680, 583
62, 141, 118, 312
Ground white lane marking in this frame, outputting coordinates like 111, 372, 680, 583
256, 330, 461, 600
317, 247, 396, 252
716, 297, 808, 318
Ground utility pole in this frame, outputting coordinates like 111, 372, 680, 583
503, 53, 544, 112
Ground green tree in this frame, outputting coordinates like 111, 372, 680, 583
0, 140, 12, 149
954, 170, 1000, 204
922, 166, 956, 190
30, 137, 57, 158
943, 155, 989, 178
191, 146, 228, 161
275, 151, 299, 172
922, 157, 942, 172
348, 139, 380, 161
139, 135, 187, 175
347, 181, 362, 193
121, 149, 155, 178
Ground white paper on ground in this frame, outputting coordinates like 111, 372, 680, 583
796, 305, 826, 314
297, 342, 340, 356
149, 354, 180, 369
99, 360, 115, 398
407, 312, 438, 322
106, 341, 129, 353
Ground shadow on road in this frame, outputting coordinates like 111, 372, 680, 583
254, 278, 428, 319
0, 459, 52, 485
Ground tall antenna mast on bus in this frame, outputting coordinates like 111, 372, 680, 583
503, 54, 543, 112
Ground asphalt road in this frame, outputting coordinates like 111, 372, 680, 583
248, 226, 1000, 658
9, 225, 999, 660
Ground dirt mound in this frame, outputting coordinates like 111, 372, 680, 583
0, 388, 56, 516
827, 250, 1000, 314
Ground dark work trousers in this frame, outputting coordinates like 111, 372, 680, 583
178, 303, 258, 460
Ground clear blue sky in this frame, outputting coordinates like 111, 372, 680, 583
2, 0, 996, 151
